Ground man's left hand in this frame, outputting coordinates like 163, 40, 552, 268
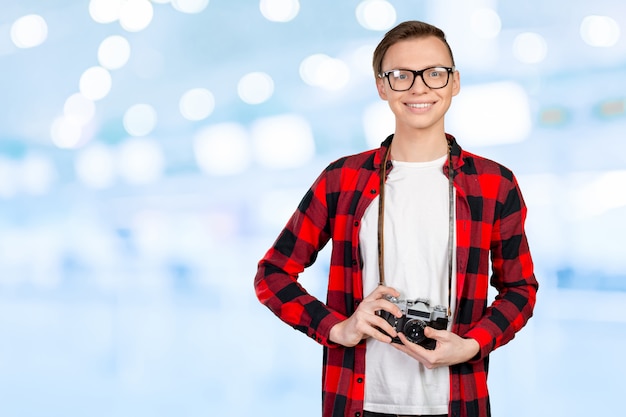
392, 327, 480, 369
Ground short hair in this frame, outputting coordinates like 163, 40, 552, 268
372, 20, 455, 77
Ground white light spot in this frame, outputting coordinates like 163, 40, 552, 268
363, 101, 394, 148
447, 82, 532, 146
119, 0, 154, 32
238, 72, 275, 104
179, 88, 215, 121
0, 158, 18, 198
513, 32, 548, 64
356, 0, 396, 31
193, 123, 251, 176
470, 8, 501, 39
75, 144, 116, 189
350, 44, 377, 77
20, 154, 57, 195
571, 170, 626, 218
10, 14, 48, 49
98, 35, 131, 70
580, 15, 621, 47
123, 104, 157, 137
79, 66, 112, 101
172, 0, 210, 14
300, 54, 350, 91
89, 0, 123, 24
259, 0, 300, 23
51, 116, 83, 149
118, 138, 164, 185
64, 93, 96, 126
252, 114, 315, 169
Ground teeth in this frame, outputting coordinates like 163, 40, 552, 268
407, 103, 431, 109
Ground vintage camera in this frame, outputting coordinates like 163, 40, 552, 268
377, 296, 448, 350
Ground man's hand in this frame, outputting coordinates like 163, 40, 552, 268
392, 327, 480, 369
329, 286, 402, 347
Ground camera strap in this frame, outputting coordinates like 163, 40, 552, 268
377, 139, 455, 317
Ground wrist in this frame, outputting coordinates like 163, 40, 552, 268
463, 337, 480, 362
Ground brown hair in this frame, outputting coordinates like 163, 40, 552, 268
372, 20, 455, 77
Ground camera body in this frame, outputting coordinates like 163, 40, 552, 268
377, 296, 448, 350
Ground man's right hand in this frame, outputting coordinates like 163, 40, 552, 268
329, 286, 403, 347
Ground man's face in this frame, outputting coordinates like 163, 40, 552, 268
376, 36, 460, 136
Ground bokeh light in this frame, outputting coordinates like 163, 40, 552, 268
119, 0, 154, 32
118, 138, 165, 185
363, 101, 394, 148
10, 14, 48, 49
172, 0, 210, 14
300, 54, 350, 90
98, 35, 131, 70
259, 0, 300, 22
20, 153, 57, 195
0, 158, 18, 198
179, 88, 215, 121
238, 72, 275, 104
193, 123, 252, 176
356, 0, 396, 31
251, 114, 315, 169
89, 0, 123, 24
50, 116, 83, 149
79, 66, 112, 101
513, 32, 548, 64
470, 8, 501, 39
447, 81, 532, 146
580, 15, 621, 47
75, 143, 116, 189
123, 104, 158, 136
64, 93, 96, 126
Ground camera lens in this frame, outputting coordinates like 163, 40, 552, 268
403, 319, 427, 344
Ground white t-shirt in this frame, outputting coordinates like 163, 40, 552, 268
360, 155, 457, 415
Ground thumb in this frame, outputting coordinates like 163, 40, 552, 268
424, 326, 444, 339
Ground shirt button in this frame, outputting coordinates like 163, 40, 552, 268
370, 189, 376, 194
357, 377, 363, 383
354, 221, 359, 227
355, 413, 361, 417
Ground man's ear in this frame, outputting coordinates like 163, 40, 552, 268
376, 76, 389, 101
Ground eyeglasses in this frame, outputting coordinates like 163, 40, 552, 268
379, 66, 455, 91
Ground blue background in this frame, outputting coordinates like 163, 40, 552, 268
1, 1, 625, 416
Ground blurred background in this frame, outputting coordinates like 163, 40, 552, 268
1, 0, 625, 416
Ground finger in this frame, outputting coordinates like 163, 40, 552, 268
357, 319, 395, 343
423, 326, 445, 340
378, 299, 403, 318
369, 314, 399, 339
367, 285, 400, 300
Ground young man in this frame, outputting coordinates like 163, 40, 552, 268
254, 21, 538, 417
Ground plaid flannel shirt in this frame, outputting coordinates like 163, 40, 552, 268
254, 134, 538, 417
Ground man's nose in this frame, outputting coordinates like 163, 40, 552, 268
409, 74, 429, 93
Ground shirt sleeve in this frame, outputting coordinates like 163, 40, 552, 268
254, 170, 346, 347
464, 174, 538, 359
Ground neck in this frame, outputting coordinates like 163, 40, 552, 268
390, 132, 448, 162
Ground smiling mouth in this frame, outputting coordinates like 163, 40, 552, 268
406, 102, 433, 109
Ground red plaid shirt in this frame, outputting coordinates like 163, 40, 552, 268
255, 135, 538, 417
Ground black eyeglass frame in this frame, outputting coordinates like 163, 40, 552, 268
379, 66, 456, 91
